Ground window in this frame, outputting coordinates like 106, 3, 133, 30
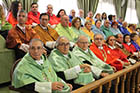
125, 0, 138, 24
95, 0, 116, 17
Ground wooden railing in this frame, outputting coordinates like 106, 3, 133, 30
72, 62, 140, 93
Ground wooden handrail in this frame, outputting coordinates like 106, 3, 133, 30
72, 62, 140, 93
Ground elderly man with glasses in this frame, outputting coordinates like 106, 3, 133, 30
12, 39, 72, 93
90, 33, 124, 71
48, 36, 95, 90
72, 35, 114, 79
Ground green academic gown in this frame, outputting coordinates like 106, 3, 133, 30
55, 24, 78, 42
48, 49, 95, 85
73, 46, 114, 79
71, 26, 91, 42
12, 53, 70, 93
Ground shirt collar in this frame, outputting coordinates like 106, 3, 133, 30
127, 42, 131, 46
40, 24, 48, 31
35, 59, 44, 65
17, 24, 26, 33
108, 45, 116, 49
98, 46, 103, 50
84, 49, 88, 53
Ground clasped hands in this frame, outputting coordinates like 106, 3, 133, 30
80, 64, 91, 73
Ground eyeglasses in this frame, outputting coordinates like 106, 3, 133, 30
59, 43, 70, 46
79, 42, 89, 44
30, 46, 43, 51
95, 38, 103, 41
109, 39, 116, 41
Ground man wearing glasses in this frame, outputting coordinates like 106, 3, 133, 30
12, 39, 72, 92
90, 33, 123, 71
73, 35, 114, 79
48, 36, 94, 90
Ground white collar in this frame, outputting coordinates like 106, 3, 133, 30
116, 42, 123, 47
108, 45, 116, 49
40, 24, 48, 31
17, 24, 26, 33
127, 42, 131, 46
98, 46, 103, 50
35, 59, 44, 65
84, 49, 88, 53
63, 54, 68, 58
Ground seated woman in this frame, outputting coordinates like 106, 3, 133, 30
130, 33, 140, 51
6, 1, 22, 27
110, 21, 121, 35
82, 20, 94, 41
106, 35, 130, 67
71, 17, 90, 42
0, 4, 12, 38
122, 34, 136, 53
56, 9, 66, 22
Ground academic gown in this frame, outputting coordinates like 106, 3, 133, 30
48, 49, 95, 88
12, 53, 70, 93
100, 25, 113, 38
72, 46, 114, 78
27, 11, 40, 25
33, 25, 59, 44
55, 24, 78, 42
71, 26, 91, 42
6, 12, 18, 27
107, 46, 129, 63
90, 43, 123, 71
6, 25, 40, 59
6, 25, 40, 49
122, 43, 136, 53
82, 27, 94, 40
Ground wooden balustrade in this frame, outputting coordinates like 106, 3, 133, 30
72, 62, 140, 93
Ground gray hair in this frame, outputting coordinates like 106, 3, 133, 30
29, 38, 44, 47
55, 36, 69, 47
94, 33, 104, 40
76, 35, 88, 43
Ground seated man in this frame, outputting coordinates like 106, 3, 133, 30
12, 39, 72, 93
27, 2, 40, 26
55, 15, 78, 42
6, 10, 40, 59
48, 36, 94, 90
73, 35, 114, 79
90, 33, 123, 71
33, 13, 59, 45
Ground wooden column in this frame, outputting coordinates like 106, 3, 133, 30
120, 74, 126, 93
136, 67, 140, 93
125, 72, 132, 93
114, 77, 120, 93
131, 69, 137, 93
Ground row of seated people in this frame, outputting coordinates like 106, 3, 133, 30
2, 1, 140, 44
11, 33, 139, 92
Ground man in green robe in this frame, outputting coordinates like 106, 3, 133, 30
73, 35, 114, 79
55, 15, 78, 42
12, 39, 72, 93
48, 36, 100, 90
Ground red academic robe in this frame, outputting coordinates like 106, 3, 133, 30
27, 11, 40, 25
6, 12, 18, 27
90, 42, 123, 71
6, 25, 40, 49
47, 13, 59, 25
122, 43, 136, 53
107, 46, 129, 63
